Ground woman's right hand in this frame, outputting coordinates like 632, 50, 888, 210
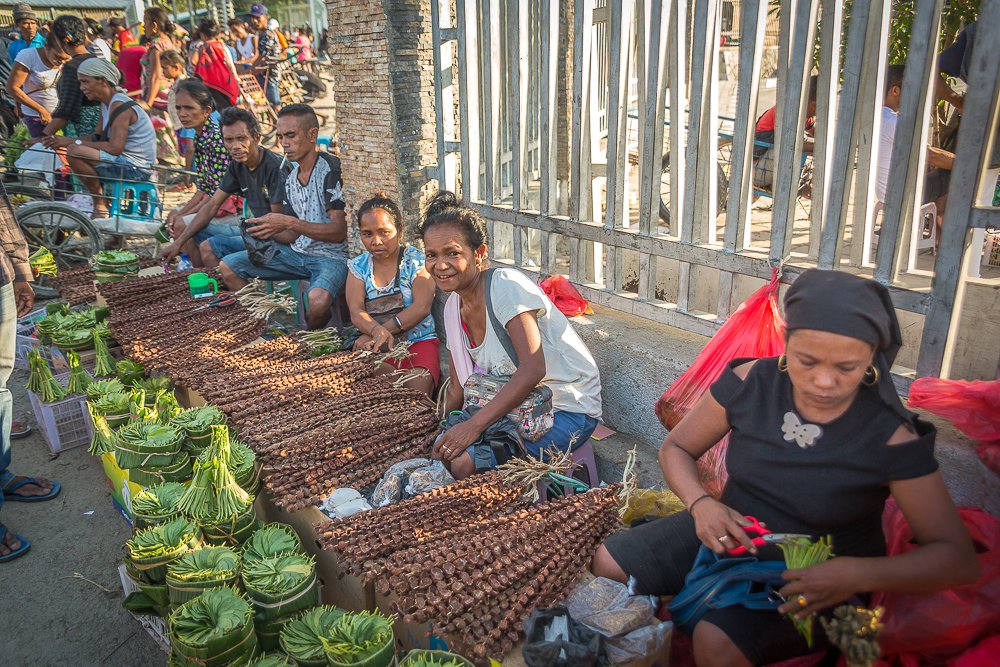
690, 497, 759, 555
38, 109, 52, 125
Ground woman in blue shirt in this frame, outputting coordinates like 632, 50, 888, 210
346, 193, 439, 398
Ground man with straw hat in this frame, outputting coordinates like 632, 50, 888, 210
7, 3, 45, 63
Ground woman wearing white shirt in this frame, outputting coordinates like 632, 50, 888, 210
423, 191, 602, 479
5, 29, 70, 137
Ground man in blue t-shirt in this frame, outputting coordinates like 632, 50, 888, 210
6, 4, 45, 63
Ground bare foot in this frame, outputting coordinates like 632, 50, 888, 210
3, 476, 54, 499
0, 526, 24, 557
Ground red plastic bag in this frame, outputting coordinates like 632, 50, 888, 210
947, 636, 1000, 666
873, 500, 1000, 663
654, 269, 785, 496
908, 378, 1000, 476
540, 274, 592, 318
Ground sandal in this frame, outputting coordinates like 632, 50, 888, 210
0, 525, 30, 563
2, 477, 61, 503
10, 419, 31, 440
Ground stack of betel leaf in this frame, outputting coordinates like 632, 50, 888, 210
249, 653, 297, 667
399, 650, 475, 667
279, 606, 346, 667
241, 525, 317, 650
123, 517, 202, 617
65, 350, 93, 395
93, 249, 140, 283
26, 348, 66, 403
35, 304, 108, 348
131, 482, 188, 529
320, 610, 395, 667
229, 438, 260, 494
168, 587, 259, 666
116, 421, 191, 487
172, 406, 227, 454
176, 425, 258, 547
166, 546, 242, 608
135, 376, 173, 408
116, 358, 146, 385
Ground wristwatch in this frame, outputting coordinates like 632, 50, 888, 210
74, 139, 83, 145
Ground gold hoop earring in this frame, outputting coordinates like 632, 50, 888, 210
777, 355, 788, 373
863, 365, 879, 386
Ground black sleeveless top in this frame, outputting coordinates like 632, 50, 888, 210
710, 357, 938, 558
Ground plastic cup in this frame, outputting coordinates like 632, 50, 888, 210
187, 273, 218, 297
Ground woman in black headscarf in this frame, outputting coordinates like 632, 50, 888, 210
592, 269, 977, 667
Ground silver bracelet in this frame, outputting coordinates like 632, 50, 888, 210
392, 315, 403, 331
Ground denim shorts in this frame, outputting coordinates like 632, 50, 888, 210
257, 74, 281, 106
190, 218, 241, 244
214, 239, 348, 298
96, 152, 151, 183
463, 410, 599, 469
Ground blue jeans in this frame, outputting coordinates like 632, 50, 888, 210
192, 221, 241, 244
95, 152, 152, 182
463, 410, 599, 468
257, 74, 280, 107
1, 283, 17, 514
212, 237, 348, 299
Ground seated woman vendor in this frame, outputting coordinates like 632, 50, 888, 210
592, 270, 978, 667
423, 191, 602, 480
346, 192, 439, 398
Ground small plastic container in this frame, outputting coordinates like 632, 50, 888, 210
28, 373, 93, 454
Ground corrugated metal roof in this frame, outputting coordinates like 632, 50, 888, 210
0, 0, 129, 9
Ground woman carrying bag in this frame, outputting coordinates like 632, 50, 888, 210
422, 191, 602, 480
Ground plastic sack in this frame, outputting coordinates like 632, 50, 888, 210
947, 635, 1000, 667
540, 275, 593, 318
522, 605, 601, 667
319, 487, 372, 519
14, 145, 59, 187
241, 219, 280, 267
371, 458, 432, 507
654, 269, 785, 496
873, 500, 1000, 663
404, 460, 455, 497
622, 488, 686, 526
908, 378, 1000, 476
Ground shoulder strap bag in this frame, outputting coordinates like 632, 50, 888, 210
364, 246, 407, 325
462, 268, 555, 443
95, 100, 139, 142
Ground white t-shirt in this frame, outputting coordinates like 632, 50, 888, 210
13, 48, 61, 117
458, 267, 603, 419
875, 105, 898, 204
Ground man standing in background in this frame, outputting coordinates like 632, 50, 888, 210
6, 4, 45, 63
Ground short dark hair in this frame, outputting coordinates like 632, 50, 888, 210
159, 49, 185, 69
175, 78, 215, 110
885, 64, 906, 93
357, 192, 404, 234
419, 190, 489, 248
219, 106, 261, 136
50, 15, 86, 48
227, 18, 245, 30
198, 18, 220, 39
83, 17, 102, 39
144, 6, 173, 34
277, 103, 319, 130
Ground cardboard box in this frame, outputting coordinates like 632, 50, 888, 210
101, 451, 144, 524
118, 564, 169, 653
375, 590, 452, 653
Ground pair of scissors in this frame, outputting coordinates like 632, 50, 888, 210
193, 293, 237, 311
727, 516, 812, 556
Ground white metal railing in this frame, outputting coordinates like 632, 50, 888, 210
432, 0, 1000, 381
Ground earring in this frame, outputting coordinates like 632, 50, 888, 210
863, 365, 879, 386
777, 355, 788, 373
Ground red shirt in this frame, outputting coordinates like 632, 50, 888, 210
755, 105, 816, 135
116, 45, 147, 95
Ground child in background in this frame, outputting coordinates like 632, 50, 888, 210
161, 49, 196, 190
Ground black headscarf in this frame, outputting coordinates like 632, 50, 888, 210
784, 269, 911, 422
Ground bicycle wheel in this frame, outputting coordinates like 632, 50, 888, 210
658, 147, 731, 226
16, 201, 103, 298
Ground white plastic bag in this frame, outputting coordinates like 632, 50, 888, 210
14, 145, 59, 187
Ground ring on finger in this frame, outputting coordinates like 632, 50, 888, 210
797, 595, 808, 607
717, 535, 730, 542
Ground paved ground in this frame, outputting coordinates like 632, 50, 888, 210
0, 367, 164, 667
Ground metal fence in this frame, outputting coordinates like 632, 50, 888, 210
431, 0, 1000, 381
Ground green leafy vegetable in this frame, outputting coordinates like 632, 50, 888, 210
125, 517, 201, 561
86, 377, 126, 399
65, 350, 93, 395
29, 246, 57, 276
279, 606, 345, 662
26, 349, 66, 402
92, 322, 117, 376
116, 358, 145, 384
132, 482, 187, 520
242, 524, 302, 562
242, 554, 314, 595
168, 546, 241, 582
321, 611, 394, 665
169, 586, 254, 649
94, 249, 139, 266
779, 536, 835, 648
86, 401, 117, 456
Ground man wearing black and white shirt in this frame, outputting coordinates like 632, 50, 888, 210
218, 103, 348, 329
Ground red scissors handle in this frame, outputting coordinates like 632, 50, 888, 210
726, 515, 769, 556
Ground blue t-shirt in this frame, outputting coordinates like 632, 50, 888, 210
347, 244, 436, 343
7, 33, 45, 63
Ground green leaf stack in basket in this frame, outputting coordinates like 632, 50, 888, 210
279, 606, 346, 667
172, 406, 227, 454
116, 421, 191, 487
26, 348, 66, 402
320, 611, 395, 667
116, 358, 146, 385
131, 482, 187, 529
230, 438, 260, 494
242, 553, 319, 651
168, 586, 258, 666
250, 654, 297, 667
93, 249, 140, 283
400, 650, 474, 667
176, 425, 258, 547
166, 546, 242, 608
123, 517, 202, 617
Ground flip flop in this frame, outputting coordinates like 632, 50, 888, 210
0, 525, 30, 563
2, 477, 61, 503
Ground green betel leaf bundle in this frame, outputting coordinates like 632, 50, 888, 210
116, 422, 184, 469
26, 349, 66, 402
86, 377, 126, 399
168, 587, 258, 667
779, 536, 835, 648
127, 453, 192, 487
92, 322, 117, 376
167, 546, 242, 608
91, 391, 132, 428
250, 654, 296, 667
116, 358, 146, 384
95, 249, 140, 266
230, 439, 260, 493
50, 326, 94, 352
242, 524, 303, 562
86, 400, 118, 456
29, 246, 58, 276
320, 611, 395, 667
65, 350, 94, 395
173, 406, 227, 452
243, 553, 319, 649
400, 651, 474, 667
124, 517, 202, 585
279, 606, 346, 667
242, 554, 315, 596
132, 482, 187, 528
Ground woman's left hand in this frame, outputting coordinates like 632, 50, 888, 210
433, 419, 484, 462
40, 135, 71, 149
778, 557, 861, 619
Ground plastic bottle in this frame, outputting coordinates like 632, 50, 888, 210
177, 253, 194, 271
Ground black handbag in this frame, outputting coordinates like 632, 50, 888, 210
240, 219, 279, 267
363, 247, 407, 325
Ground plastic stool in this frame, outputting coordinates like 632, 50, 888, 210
317, 136, 332, 152
103, 179, 161, 221
536, 438, 600, 502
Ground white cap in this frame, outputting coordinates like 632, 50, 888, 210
267, 18, 279, 31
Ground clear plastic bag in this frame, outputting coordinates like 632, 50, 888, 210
370, 458, 432, 508
404, 460, 455, 497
